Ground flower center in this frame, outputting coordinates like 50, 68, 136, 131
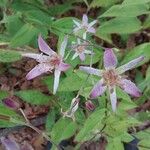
102, 69, 120, 86
49, 54, 61, 67
76, 42, 88, 53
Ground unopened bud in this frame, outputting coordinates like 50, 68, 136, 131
85, 100, 95, 111
2, 98, 19, 110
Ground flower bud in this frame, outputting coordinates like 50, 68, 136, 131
85, 100, 95, 111
2, 98, 19, 110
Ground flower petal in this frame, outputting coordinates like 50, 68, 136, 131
22, 53, 49, 63
73, 27, 80, 33
26, 64, 51, 80
116, 56, 145, 74
22, 53, 41, 60
84, 50, 92, 54
121, 79, 141, 97
59, 36, 68, 58
79, 53, 85, 61
87, 27, 96, 33
104, 48, 117, 69
72, 52, 79, 60
1, 137, 20, 150
82, 14, 88, 25
83, 32, 87, 39
109, 86, 117, 112
79, 66, 103, 76
73, 20, 80, 27
38, 35, 55, 56
88, 20, 97, 28
90, 79, 106, 98
57, 62, 70, 71
53, 69, 61, 94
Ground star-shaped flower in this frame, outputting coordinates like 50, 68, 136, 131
22, 35, 70, 94
80, 48, 144, 111
72, 38, 93, 61
73, 14, 97, 39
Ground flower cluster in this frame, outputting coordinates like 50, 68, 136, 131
21, 14, 144, 114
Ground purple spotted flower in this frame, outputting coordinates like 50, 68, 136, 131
22, 35, 70, 94
73, 14, 97, 39
80, 48, 144, 111
72, 38, 93, 61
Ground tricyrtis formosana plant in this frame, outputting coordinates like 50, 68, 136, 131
0, 0, 150, 150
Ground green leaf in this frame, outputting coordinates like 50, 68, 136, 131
58, 73, 84, 92
75, 108, 105, 142
0, 50, 22, 62
138, 139, 150, 148
121, 43, 150, 65
100, 4, 149, 18
51, 118, 77, 143
10, 23, 39, 47
15, 90, 50, 105
51, 17, 75, 35
0, 0, 8, 7
90, 0, 120, 8
4, 13, 24, 37
46, 109, 56, 133
0, 90, 9, 100
42, 76, 54, 92
0, 120, 16, 128
0, 105, 22, 126
106, 137, 124, 150
96, 17, 141, 34
48, 3, 73, 16
25, 10, 53, 26
0, 105, 19, 117
143, 15, 150, 28
123, 0, 150, 5
117, 87, 137, 110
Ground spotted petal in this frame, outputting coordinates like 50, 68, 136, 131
26, 64, 51, 80
57, 62, 70, 72
109, 86, 117, 112
121, 79, 141, 97
117, 56, 145, 74
104, 48, 117, 69
90, 79, 107, 98
53, 69, 61, 94
79, 66, 103, 76
38, 35, 55, 56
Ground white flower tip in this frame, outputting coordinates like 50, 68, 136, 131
79, 66, 85, 71
26, 74, 33, 80
139, 55, 145, 61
